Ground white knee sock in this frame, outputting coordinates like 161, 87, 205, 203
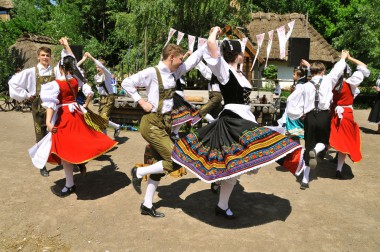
172, 124, 181, 135
337, 152, 346, 172
314, 143, 326, 154
62, 161, 74, 191
218, 178, 236, 210
302, 166, 310, 184
143, 178, 160, 208
204, 114, 215, 123
108, 120, 120, 129
136, 161, 164, 178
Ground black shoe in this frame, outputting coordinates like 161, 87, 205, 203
309, 149, 317, 170
114, 128, 121, 138
336, 170, 344, 180
300, 182, 309, 190
140, 204, 165, 218
40, 167, 49, 177
77, 163, 87, 176
50, 185, 76, 198
131, 167, 142, 194
215, 205, 235, 219
211, 182, 220, 194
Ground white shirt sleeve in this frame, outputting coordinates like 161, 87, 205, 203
8, 67, 36, 102
173, 45, 206, 79
286, 84, 305, 120
328, 59, 347, 88
196, 61, 212, 80
121, 67, 155, 102
40, 81, 60, 110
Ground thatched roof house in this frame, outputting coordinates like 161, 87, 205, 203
9, 33, 59, 69
239, 12, 340, 87
0, 0, 13, 21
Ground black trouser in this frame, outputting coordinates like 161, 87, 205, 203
303, 110, 330, 165
31, 97, 47, 142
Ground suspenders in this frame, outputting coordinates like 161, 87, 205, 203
310, 78, 323, 112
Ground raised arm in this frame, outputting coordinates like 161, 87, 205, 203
207, 26, 221, 59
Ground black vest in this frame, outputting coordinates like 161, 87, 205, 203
214, 70, 251, 105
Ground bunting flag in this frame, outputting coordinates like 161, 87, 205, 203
188, 35, 196, 52
286, 20, 295, 40
197, 37, 207, 49
164, 28, 177, 47
240, 37, 248, 71
177, 31, 185, 45
277, 25, 286, 59
265, 30, 274, 68
250, 33, 265, 71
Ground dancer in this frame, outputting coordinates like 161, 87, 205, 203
85, 52, 121, 138
284, 66, 308, 189
32, 55, 117, 197
171, 27, 304, 219
286, 52, 348, 189
330, 53, 370, 179
368, 76, 380, 133
9, 43, 63, 177
123, 43, 206, 217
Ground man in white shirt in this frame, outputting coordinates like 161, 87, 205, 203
123, 43, 205, 218
287, 51, 348, 189
9, 46, 61, 177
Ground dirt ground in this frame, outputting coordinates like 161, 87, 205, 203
0, 107, 379, 252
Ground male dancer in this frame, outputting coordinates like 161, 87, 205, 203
9, 44, 62, 177
287, 51, 348, 188
85, 53, 121, 138
122, 43, 205, 217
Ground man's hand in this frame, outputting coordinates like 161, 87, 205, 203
138, 99, 153, 112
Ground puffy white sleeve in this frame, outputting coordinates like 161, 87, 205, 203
40, 81, 60, 110
8, 67, 36, 102
203, 47, 230, 85
81, 83, 94, 97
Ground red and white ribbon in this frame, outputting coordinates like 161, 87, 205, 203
265, 30, 274, 68
250, 33, 265, 71
188, 35, 196, 52
164, 28, 177, 47
176, 31, 185, 45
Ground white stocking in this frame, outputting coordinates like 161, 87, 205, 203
218, 178, 237, 210
136, 161, 164, 178
172, 124, 181, 135
143, 178, 160, 208
302, 166, 310, 184
337, 152, 346, 172
62, 160, 74, 192
108, 120, 120, 129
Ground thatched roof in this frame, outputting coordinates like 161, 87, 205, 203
9, 33, 58, 69
245, 12, 339, 64
0, 0, 13, 9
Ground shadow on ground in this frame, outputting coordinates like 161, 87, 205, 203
156, 178, 292, 229
51, 155, 130, 200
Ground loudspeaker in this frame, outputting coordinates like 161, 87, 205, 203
70, 45, 83, 60
288, 38, 310, 67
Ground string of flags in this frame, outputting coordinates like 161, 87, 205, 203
164, 20, 295, 70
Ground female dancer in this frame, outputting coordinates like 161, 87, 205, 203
39, 55, 117, 197
172, 27, 304, 219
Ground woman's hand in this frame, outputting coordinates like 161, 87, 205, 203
47, 122, 57, 134
138, 99, 153, 112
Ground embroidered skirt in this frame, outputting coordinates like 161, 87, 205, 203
171, 93, 201, 127
172, 110, 304, 183
285, 116, 304, 138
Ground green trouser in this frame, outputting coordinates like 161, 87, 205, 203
98, 94, 115, 120
199, 91, 223, 118
139, 112, 180, 181
31, 97, 47, 142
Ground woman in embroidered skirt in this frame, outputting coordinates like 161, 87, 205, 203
171, 27, 304, 219
40, 55, 117, 197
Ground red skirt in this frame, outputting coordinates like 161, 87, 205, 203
329, 108, 361, 162
48, 107, 117, 165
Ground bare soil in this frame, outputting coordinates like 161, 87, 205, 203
0, 107, 379, 251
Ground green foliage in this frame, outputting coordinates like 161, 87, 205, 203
262, 65, 278, 80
